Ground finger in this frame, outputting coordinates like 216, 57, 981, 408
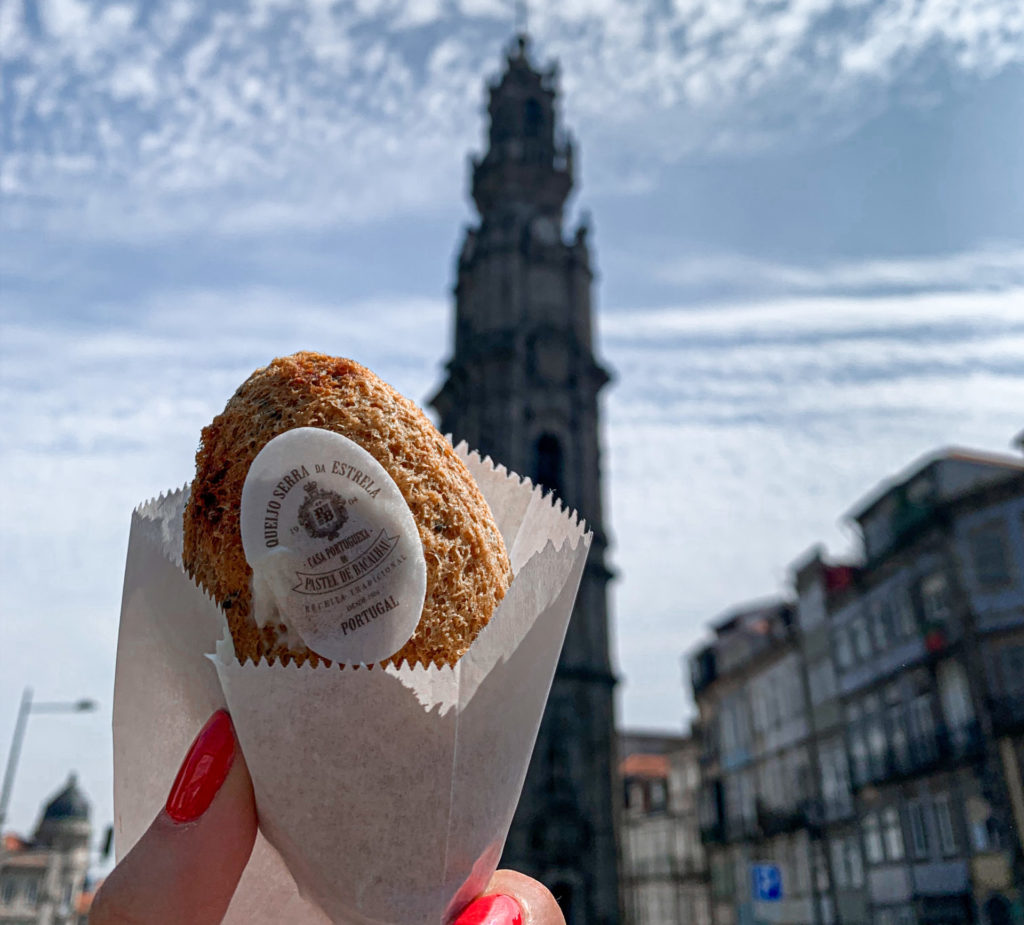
91, 710, 257, 925
453, 869, 566, 925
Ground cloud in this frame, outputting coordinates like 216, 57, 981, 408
2, 0, 1023, 236
600, 286, 1024, 724
643, 244, 1024, 301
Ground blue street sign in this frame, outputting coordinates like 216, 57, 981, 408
751, 864, 783, 902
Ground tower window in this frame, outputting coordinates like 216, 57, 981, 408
524, 98, 543, 137
534, 433, 563, 499
550, 881, 575, 924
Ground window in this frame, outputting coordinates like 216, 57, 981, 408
888, 704, 909, 770
835, 627, 853, 668
813, 842, 830, 892
934, 795, 958, 855
649, 779, 668, 813
864, 698, 886, 778
864, 813, 884, 864
971, 815, 1002, 852
1000, 646, 1024, 695
852, 616, 872, 660
740, 771, 757, 827
523, 98, 543, 136
711, 858, 734, 900
1, 878, 16, 903
790, 751, 812, 803
849, 727, 870, 786
831, 842, 848, 888
908, 801, 931, 858
810, 660, 837, 705
753, 681, 770, 733
761, 759, 782, 810
694, 894, 711, 925
894, 586, 917, 638
791, 836, 812, 895
833, 836, 864, 888
870, 599, 891, 650
847, 837, 865, 886
882, 807, 905, 861
921, 572, 952, 623
867, 720, 887, 778
821, 741, 852, 817
910, 694, 935, 741
938, 660, 975, 736
970, 523, 1012, 589
24, 879, 37, 905
533, 433, 563, 499
720, 704, 738, 753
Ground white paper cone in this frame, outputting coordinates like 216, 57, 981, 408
113, 447, 590, 924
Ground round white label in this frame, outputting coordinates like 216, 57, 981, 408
239, 427, 427, 664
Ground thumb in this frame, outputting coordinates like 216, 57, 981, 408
91, 710, 257, 925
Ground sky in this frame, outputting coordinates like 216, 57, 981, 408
2, 0, 1024, 871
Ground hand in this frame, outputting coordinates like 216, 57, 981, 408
91, 711, 565, 925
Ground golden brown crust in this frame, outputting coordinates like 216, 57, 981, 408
182, 352, 512, 667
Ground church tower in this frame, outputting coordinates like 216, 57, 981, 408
432, 35, 620, 925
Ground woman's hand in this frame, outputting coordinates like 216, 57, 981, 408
90, 711, 565, 925
90, 711, 257, 924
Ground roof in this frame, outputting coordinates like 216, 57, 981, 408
77, 880, 104, 914
2, 833, 30, 852
847, 446, 1024, 522
619, 729, 691, 756
41, 773, 90, 823
710, 597, 791, 635
621, 753, 669, 779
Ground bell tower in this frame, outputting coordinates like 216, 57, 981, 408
432, 35, 620, 925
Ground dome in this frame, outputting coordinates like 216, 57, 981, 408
41, 774, 90, 823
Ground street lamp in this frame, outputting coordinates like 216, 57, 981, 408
0, 687, 98, 832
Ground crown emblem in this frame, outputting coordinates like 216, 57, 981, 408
297, 481, 348, 541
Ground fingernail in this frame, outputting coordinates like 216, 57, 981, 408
454, 894, 523, 925
165, 710, 237, 823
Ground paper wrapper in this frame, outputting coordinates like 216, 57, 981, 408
113, 446, 591, 924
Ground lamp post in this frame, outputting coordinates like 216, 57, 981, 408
0, 687, 98, 833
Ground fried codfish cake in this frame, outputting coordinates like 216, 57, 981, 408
182, 352, 512, 668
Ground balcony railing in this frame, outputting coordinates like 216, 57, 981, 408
699, 821, 725, 845
989, 693, 1024, 736
852, 724, 983, 790
756, 800, 808, 838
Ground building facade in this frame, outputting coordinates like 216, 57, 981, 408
620, 732, 710, 925
690, 445, 1024, 925
690, 601, 823, 925
0, 776, 94, 925
431, 35, 620, 924
832, 450, 1024, 925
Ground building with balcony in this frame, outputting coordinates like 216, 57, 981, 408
0, 775, 94, 925
690, 442, 1024, 925
832, 449, 1024, 925
690, 601, 823, 925
620, 732, 710, 925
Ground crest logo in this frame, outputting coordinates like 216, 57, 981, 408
297, 481, 349, 541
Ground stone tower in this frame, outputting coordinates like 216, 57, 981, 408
432, 35, 620, 925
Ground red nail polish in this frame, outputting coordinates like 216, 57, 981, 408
165, 710, 237, 823
454, 894, 523, 925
